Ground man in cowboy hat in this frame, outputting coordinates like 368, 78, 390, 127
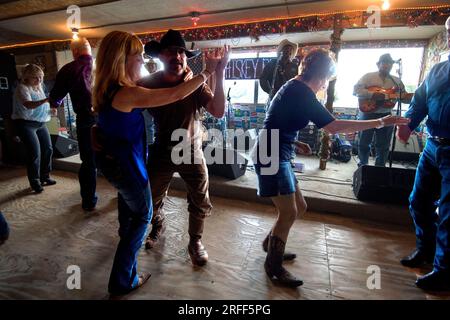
353, 53, 406, 167
139, 29, 230, 266
259, 39, 299, 102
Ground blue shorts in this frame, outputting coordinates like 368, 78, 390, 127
255, 161, 298, 197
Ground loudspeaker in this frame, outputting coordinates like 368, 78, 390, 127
297, 123, 319, 152
353, 165, 416, 204
389, 135, 421, 162
203, 145, 247, 179
51, 134, 79, 158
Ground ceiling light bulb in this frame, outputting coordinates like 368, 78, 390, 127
190, 12, 200, 27
382, 0, 391, 10
71, 28, 79, 40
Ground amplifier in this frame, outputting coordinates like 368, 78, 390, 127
297, 123, 319, 152
353, 165, 416, 204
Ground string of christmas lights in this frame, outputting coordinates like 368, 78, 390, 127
1, 6, 449, 50
138, 6, 450, 44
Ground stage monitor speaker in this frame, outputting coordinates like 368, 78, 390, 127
51, 135, 79, 158
353, 165, 416, 205
297, 123, 319, 152
389, 135, 421, 162
203, 145, 247, 180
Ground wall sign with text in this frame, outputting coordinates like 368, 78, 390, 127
224, 57, 275, 80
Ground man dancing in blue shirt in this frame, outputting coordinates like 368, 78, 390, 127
398, 15, 450, 291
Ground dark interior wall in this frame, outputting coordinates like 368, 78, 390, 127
1, 42, 70, 80
12, 50, 58, 81
0, 44, 68, 136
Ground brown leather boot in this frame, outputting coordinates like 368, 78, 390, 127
263, 233, 296, 261
145, 215, 165, 249
264, 235, 303, 287
188, 238, 209, 266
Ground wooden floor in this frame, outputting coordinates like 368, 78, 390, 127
0, 166, 449, 300
54, 153, 413, 226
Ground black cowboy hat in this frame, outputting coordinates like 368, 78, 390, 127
144, 29, 200, 59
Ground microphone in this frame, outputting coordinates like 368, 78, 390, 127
393, 58, 402, 63
226, 81, 235, 102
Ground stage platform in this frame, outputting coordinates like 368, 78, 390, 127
54, 153, 417, 227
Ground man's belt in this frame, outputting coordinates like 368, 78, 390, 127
430, 136, 450, 145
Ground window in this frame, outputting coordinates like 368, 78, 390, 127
334, 47, 424, 110
224, 51, 277, 105
225, 79, 255, 104
224, 52, 256, 104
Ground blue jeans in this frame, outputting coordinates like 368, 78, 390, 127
97, 152, 152, 294
15, 119, 53, 187
358, 112, 393, 167
409, 139, 450, 273
76, 118, 98, 208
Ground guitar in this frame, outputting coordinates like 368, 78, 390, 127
358, 86, 413, 112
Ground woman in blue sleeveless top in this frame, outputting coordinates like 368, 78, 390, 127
92, 31, 219, 296
253, 49, 410, 287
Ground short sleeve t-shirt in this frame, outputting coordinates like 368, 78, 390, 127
12, 83, 50, 122
262, 79, 334, 161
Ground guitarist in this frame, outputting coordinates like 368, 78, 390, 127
353, 53, 406, 167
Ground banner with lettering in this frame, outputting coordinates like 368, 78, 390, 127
224, 57, 275, 80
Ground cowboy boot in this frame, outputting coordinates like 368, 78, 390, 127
188, 213, 208, 266
262, 233, 296, 261
264, 235, 303, 287
145, 214, 165, 249
188, 237, 209, 266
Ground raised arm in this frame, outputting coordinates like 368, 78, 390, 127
118, 74, 210, 109
206, 45, 231, 118
114, 53, 220, 112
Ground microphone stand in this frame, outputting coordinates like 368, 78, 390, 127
224, 86, 232, 146
226, 86, 232, 126
388, 59, 403, 168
